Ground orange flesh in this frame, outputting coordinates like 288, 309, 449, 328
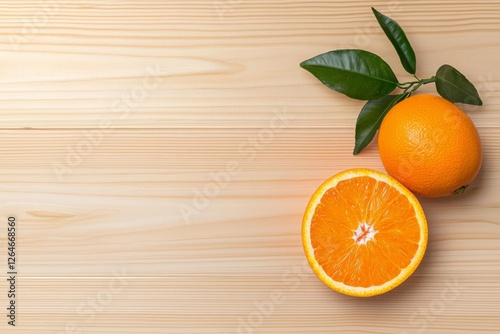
310, 176, 421, 288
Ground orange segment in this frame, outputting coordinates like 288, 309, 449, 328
302, 168, 428, 297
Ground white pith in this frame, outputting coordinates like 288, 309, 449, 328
353, 222, 377, 245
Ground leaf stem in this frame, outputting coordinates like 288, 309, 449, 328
420, 76, 436, 85
397, 81, 416, 89
400, 76, 436, 94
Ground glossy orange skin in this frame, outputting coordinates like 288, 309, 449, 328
378, 94, 482, 198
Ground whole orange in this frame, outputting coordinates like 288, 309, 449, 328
378, 94, 482, 198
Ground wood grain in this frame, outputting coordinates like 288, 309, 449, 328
0, 1, 499, 333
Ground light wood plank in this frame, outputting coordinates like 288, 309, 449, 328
0, 128, 498, 279
0, 276, 499, 333
0, 1, 498, 129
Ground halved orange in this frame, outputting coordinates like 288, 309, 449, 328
302, 168, 428, 297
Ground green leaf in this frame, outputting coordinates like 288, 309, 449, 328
435, 64, 482, 106
372, 7, 416, 74
300, 49, 399, 100
353, 93, 409, 155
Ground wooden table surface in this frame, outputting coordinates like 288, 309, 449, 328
1, 1, 499, 333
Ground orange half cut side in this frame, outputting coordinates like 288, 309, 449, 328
302, 169, 428, 297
